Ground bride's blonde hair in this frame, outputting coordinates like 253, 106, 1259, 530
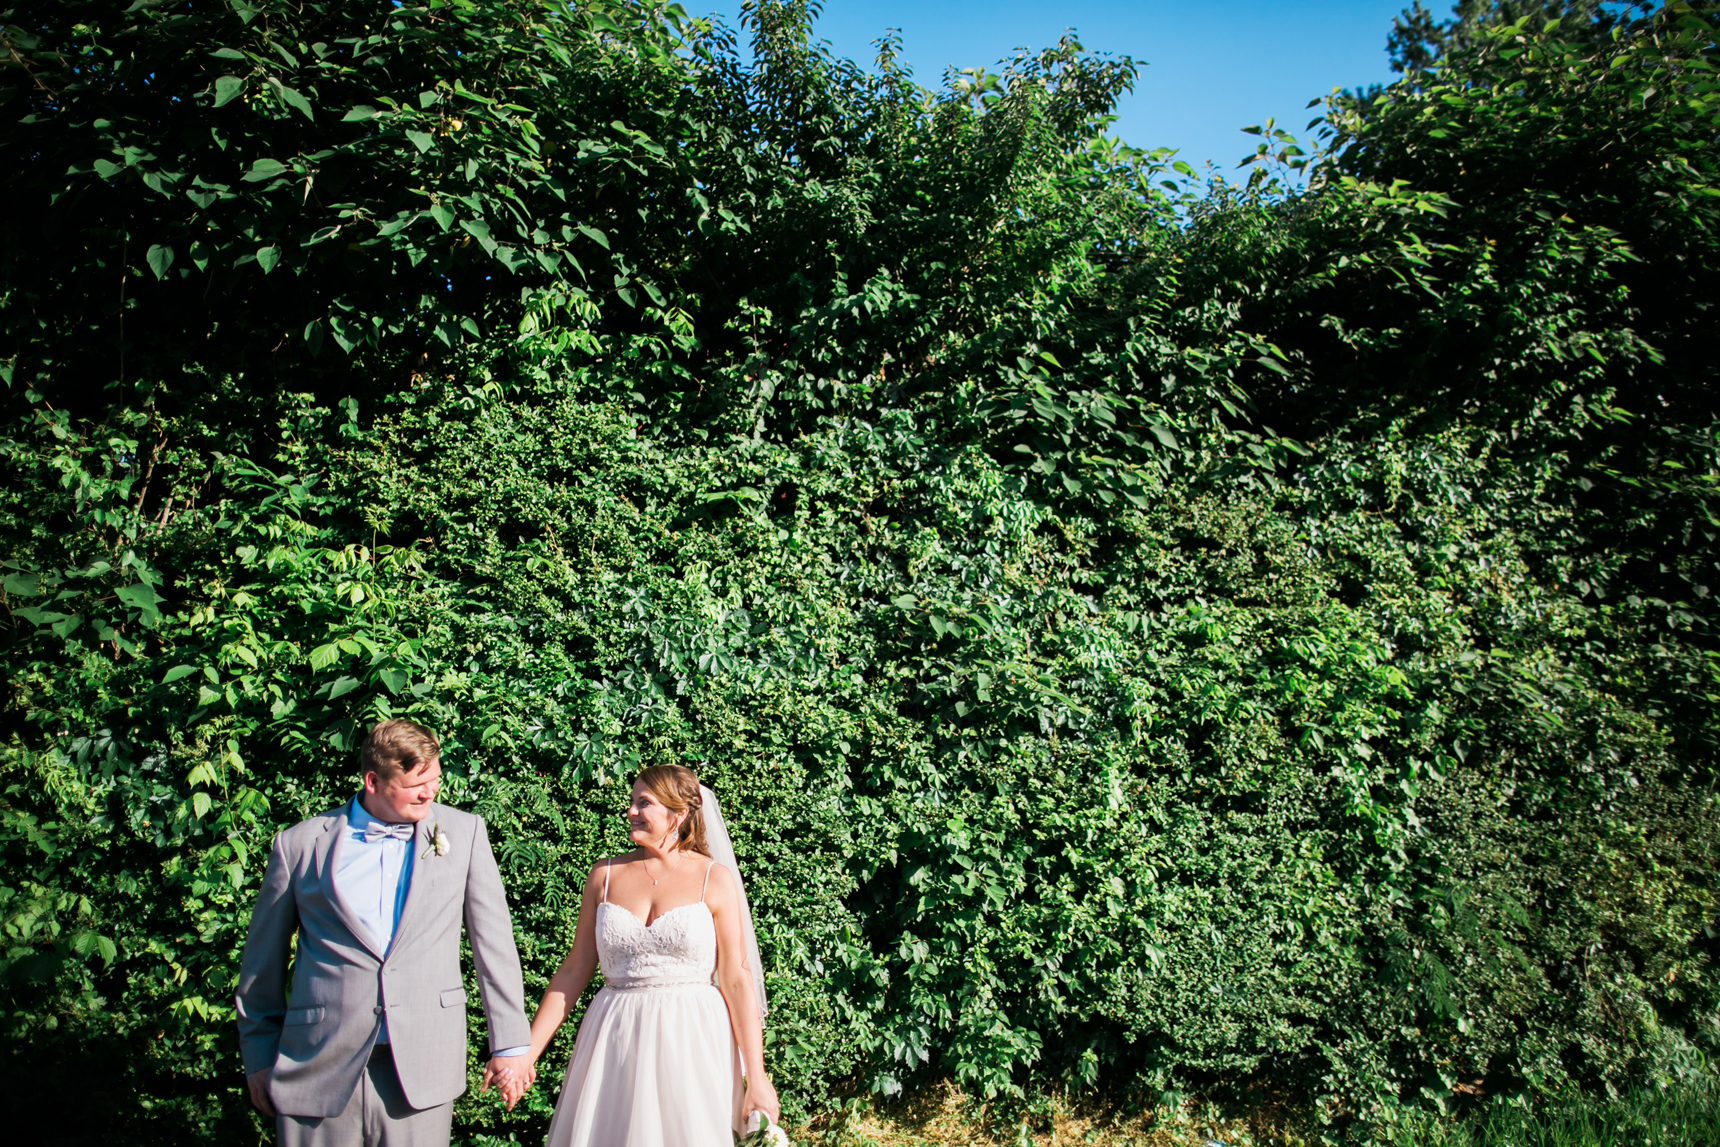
634, 765, 710, 857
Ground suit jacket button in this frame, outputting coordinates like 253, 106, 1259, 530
373, 1006, 384, 1014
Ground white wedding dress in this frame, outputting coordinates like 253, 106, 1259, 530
545, 859, 744, 1147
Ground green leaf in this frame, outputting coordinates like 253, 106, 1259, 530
405, 129, 436, 153
115, 583, 164, 610
161, 665, 199, 684
577, 224, 610, 249
327, 676, 362, 700
212, 75, 246, 108
3, 571, 43, 596
274, 82, 314, 121
242, 158, 288, 182
342, 104, 380, 122
459, 218, 497, 252
328, 314, 362, 353
256, 245, 281, 274
376, 213, 416, 238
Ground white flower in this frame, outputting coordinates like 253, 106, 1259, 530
432, 824, 450, 857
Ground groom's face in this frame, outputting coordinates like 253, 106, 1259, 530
362, 758, 442, 824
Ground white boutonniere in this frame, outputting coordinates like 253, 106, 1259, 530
423, 822, 451, 859
737, 1111, 790, 1147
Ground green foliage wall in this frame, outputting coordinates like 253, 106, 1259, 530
2, 2, 1717, 1143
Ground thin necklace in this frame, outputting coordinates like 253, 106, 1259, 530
639, 817, 683, 884
644, 841, 677, 885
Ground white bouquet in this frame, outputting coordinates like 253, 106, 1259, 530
736, 1110, 791, 1147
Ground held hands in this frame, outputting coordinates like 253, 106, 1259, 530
481, 1053, 536, 1109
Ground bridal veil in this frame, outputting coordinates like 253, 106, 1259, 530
698, 784, 767, 1023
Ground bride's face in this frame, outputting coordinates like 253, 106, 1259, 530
626, 782, 685, 846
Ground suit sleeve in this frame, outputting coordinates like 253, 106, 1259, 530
234, 832, 296, 1076
464, 816, 532, 1053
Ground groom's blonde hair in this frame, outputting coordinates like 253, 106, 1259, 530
362, 719, 441, 780
635, 765, 710, 856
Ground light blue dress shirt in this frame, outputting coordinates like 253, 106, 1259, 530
338, 798, 416, 1043
337, 797, 528, 1058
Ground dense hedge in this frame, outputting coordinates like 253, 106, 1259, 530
2, 2, 1718, 1143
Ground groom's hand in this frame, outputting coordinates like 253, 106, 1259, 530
481, 1054, 534, 1109
246, 1068, 276, 1117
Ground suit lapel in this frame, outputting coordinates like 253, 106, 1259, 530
321, 800, 387, 961
389, 803, 442, 955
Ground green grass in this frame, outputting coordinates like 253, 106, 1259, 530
1382, 1085, 1720, 1147
786, 1079, 1720, 1147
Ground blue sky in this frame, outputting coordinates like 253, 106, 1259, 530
699, 1, 1419, 172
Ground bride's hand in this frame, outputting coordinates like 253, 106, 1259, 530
482, 1053, 536, 1109
510, 1057, 538, 1107
744, 1074, 781, 1123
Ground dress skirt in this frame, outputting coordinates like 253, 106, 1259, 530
544, 982, 743, 1147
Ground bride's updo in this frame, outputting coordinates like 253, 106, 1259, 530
635, 765, 710, 857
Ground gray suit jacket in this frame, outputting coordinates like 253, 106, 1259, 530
234, 801, 531, 1116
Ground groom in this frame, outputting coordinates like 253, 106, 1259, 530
235, 719, 533, 1145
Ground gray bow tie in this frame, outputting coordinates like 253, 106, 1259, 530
363, 821, 415, 844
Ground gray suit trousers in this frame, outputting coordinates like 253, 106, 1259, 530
277, 1046, 452, 1147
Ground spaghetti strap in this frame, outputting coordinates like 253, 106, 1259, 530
701, 860, 715, 901
602, 857, 611, 904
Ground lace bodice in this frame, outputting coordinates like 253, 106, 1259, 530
595, 862, 719, 990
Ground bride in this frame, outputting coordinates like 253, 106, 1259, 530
512, 764, 780, 1146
